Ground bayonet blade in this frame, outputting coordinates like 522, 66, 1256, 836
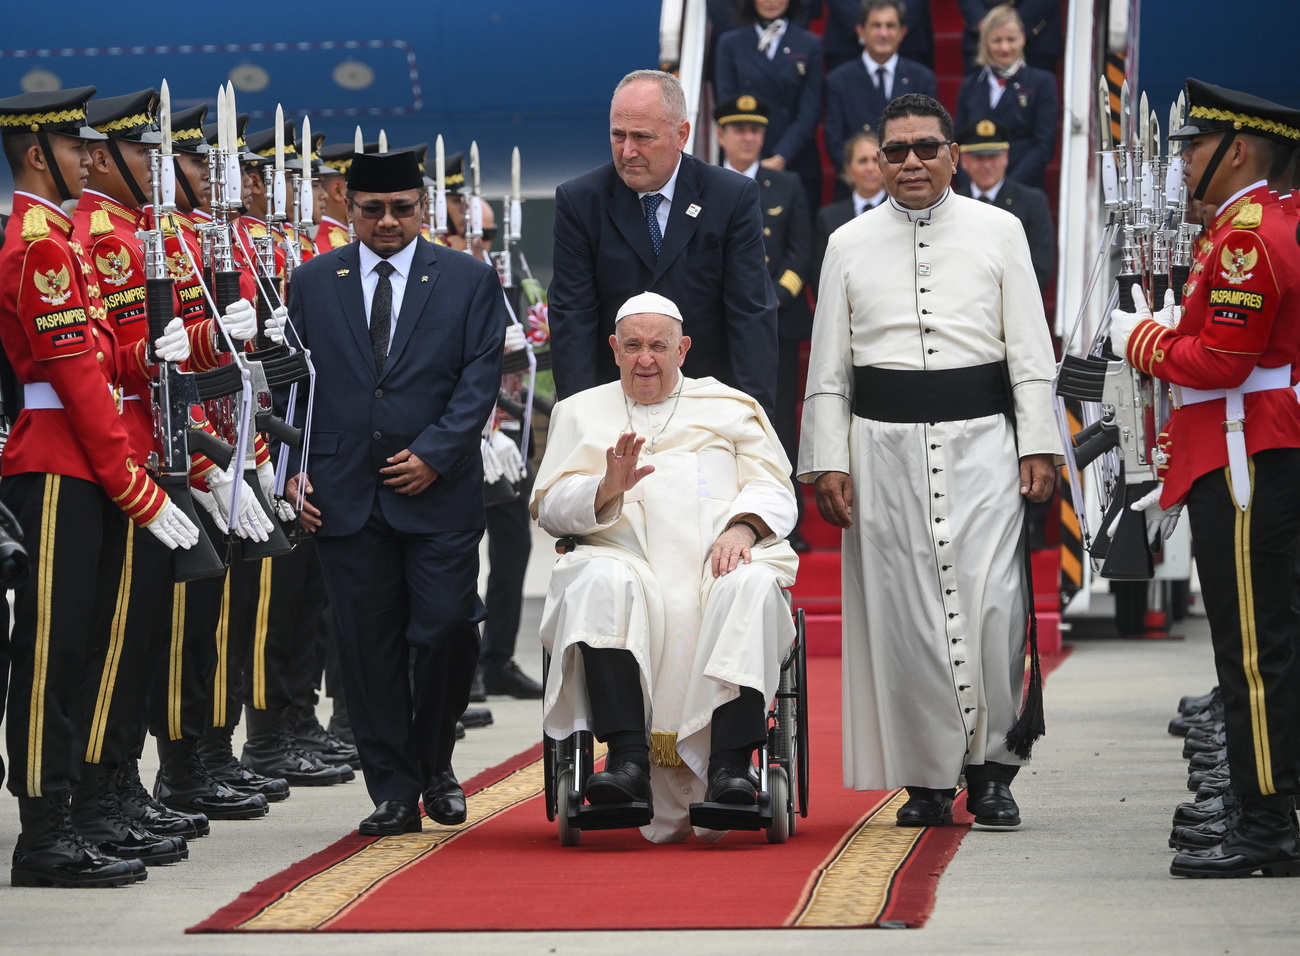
1098, 76, 1113, 152
354, 126, 364, 155
1138, 91, 1150, 156
160, 80, 172, 156
378, 129, 388, 154
1168, 100, 1182, 158
470, 140, 480, 196
274, 104, 285, 172
1119, 80, 1131, 150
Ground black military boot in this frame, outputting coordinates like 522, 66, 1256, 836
327, 695, 355, 747
1173, 789, 1238, 828
155, 737, 269, 820
197, 725, 290, 803
11, 790, 145, 888
71, 762, 188, 865
116, 757, 209, 839
1170, 793, 1300, 878
241, 706, 354, 786
293, 704, 359, 767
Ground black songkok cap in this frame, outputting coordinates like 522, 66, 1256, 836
346, 149, 424, 193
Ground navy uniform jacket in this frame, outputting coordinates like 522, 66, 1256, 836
714, 25, 825, 178
550, 152, 779, 413
824, 55, 937, 172
955, 65, 1059, 188
753, 166, 813, 342
286, 237, 506, 538
957, 178, 1056, 291
812, 195, 885, 287
957, 0, 1063, 71
814, 0, 934, 71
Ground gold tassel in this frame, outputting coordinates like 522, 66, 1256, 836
649, 731, 683, 767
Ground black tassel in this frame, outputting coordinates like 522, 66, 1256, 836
1005, 540, 1046, 759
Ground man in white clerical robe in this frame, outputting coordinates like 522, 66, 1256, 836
531, 292, 798, 843
797, 94, 1062, 829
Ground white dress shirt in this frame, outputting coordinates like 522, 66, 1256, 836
722, 158, 760, 179
971, 180, 1004, 203
861, 52, 899, 100
637, 154, 682, 239
853, 188, 887, 216
358, 236, 419, 342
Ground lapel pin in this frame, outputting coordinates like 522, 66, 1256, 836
421, 275, 428, 282
686, 203, 702, 218
336, 268, 350, 276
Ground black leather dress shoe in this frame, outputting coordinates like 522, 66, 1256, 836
423, 770, 467, 825
896, 787, 955, 827
460, 707, 494, 729
359, 801, 422, 836
483, 659, 545, 699
584, 760, 652, 806
705, 767, 757, 805
468, 667, 488, 703
787, 529, 812, 553
967, 781, 1021, 827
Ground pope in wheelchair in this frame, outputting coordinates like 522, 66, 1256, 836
530, 292, 799, 843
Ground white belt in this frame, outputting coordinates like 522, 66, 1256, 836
1172, 364, 1293, 511
23, 382, 134, 413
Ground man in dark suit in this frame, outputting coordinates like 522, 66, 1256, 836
814, 129, 888, 281
284, 150, 506, 836
550, 69, 778, 415
716, 95, 812, 549
824, 0, 937, 178
955, 119, 1056, 292
816, 0, 933, 71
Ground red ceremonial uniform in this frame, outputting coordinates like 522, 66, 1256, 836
1126, 183, 1300, 507
0, 193, 166, 525
315, 216, 350, 254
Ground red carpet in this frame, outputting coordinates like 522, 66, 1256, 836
191, 649, 1071, 934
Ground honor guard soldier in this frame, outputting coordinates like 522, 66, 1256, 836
315, 142, 355, 253
1112, 78, 1300, 878
442, 151, 498, 256
714, 95, 812, 550
0, 86, 201, 887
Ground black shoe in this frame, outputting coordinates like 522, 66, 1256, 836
966, 780, 1021, 827
456, 721, 466, 740
584, 760, 652, 807
705, 767, 756, 805
241, 706, 355, 786
1168, 700, 1226, 737
787, 528, 812, 553
468, 667, 487, 704
71, 762, 188, 865
11, 790, 146, 888
1170, 809, 1237, 850
1174, 792, 1237, 828
460, 707, 494, 729
1188, 749, 1228, 772
359, 801, 423, 836
327, 697, 355, 748
155, 737, 270, 820
1177, 686, 1219, 716
896, 787, 955, 827
1189, 766, 1231, 792
1183, 730, 1227, 758
422, 770, 467, 825
116, 758, 209, 839
198, 725, 291, 803
294, 705, 360, 767
1170, 795, 1300, 878
482, 659, 544, 699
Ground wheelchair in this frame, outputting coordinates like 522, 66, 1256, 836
542, 541, 809, 845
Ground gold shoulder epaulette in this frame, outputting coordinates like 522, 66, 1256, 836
89, 209, 114, 237
21, 206, 49, 242
1232, 200, 1262, 229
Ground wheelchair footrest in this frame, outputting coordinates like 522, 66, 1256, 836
688, 798, 772, 831
568, 797, 653, 831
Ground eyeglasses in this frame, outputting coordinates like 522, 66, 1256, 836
880, 140, 953, 164
351, 198, 425, 219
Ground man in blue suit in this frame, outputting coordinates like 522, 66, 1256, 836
550, 70, 779, 415
824, 0, 937, 177
816, 0, 933, 71
284, 150, 506, 836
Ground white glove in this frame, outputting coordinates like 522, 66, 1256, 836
265, 305, 288, 345
190, 486, 222, 526
144, 497, 201, 550
257, 459, 296, 522
1151, 288, 1179, 329
490, 429, 526, 483
503, 322, 527, 352
207, 464, 273, 541
1130, 484, 1184, 546
1109, 286, 1153, 358
154, 317, 191, 364
481, 437, 504, 484
222, 297, 257, 341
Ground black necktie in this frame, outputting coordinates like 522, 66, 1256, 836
642, 193, 664, 258
858, 201, 873, 216
979, 194, 992, 203
371, 260, 395, 375
875, 67, 887, 96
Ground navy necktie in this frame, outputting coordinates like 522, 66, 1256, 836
642, 192, 664, 258
371, 260, 395, 375
875, 67, 887, 97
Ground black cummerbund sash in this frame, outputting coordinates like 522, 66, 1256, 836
852, 362, 1012, 423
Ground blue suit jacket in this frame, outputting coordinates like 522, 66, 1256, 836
285, 237, 506, 538
714, 25, 824, 174
549, 152, 778, 413
955, 65, 1059, 188
814, 0, 934, 70
824, 55, 937, 170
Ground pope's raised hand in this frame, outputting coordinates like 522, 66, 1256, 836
594, 431, 654, 514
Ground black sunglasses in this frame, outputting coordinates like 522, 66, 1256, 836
880, 140, 953, 164
351, 198, 425, 220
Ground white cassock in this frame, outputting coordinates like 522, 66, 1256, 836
797, 189, 1062, 791
531, 376, 799, 842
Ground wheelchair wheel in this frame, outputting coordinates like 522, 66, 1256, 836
543, 735, 558, 823
556, 768, 582, 846
765, 766, 790, 844
795, 609, 810, 817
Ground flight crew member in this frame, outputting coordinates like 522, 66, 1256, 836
814, 130, 887, 281
715, 95, 812, 551
1112, 79, 1300, 879
0, 86, 201, 888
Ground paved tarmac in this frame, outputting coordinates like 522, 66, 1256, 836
1, 594, 1297, 956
